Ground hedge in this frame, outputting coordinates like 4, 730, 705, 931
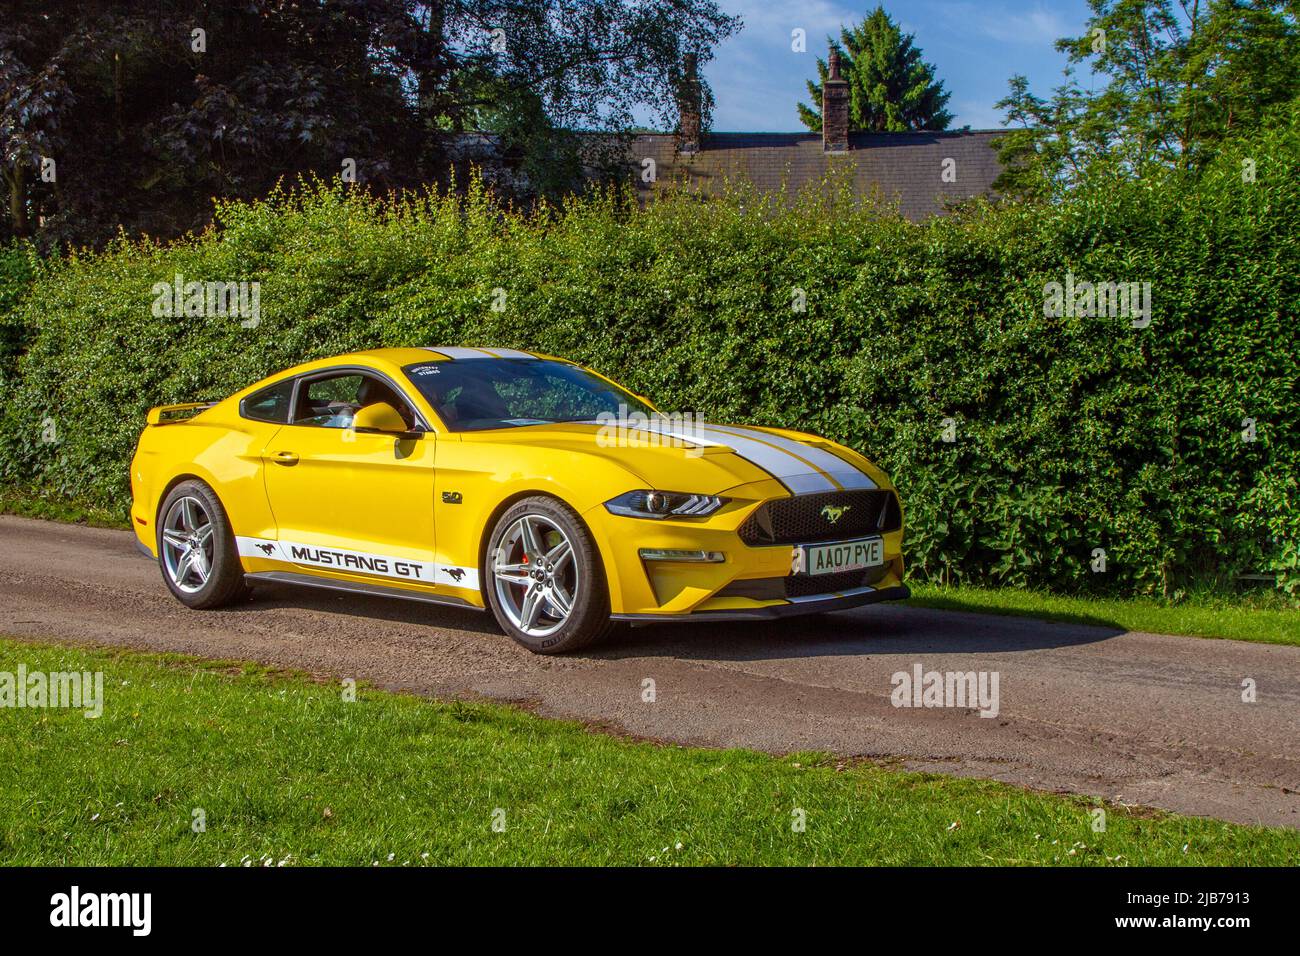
1, 113, 1297, 598
0, 243, 37, 374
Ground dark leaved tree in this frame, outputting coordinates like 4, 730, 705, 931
0, 0, 740, 246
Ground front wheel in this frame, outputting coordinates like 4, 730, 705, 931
484, 496, 613, 654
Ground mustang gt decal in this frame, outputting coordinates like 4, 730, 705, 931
235, 537, 479, 590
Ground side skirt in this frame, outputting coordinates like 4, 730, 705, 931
244, 571, 485, 611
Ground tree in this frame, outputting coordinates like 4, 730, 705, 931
798, 5, 953, 133
994, 0, 1300, 196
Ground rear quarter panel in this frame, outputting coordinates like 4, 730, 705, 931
131, 406, 280, 557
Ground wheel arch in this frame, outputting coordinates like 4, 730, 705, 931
154, 472, 221, 525
476, 489, 613, 603
153, 472, 244, 567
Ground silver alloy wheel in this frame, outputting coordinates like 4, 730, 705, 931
161, 495, 215, 594
491, 514, 578, 638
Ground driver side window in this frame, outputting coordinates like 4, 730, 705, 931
292, 372, 416, 429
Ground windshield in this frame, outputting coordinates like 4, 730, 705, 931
402, 359, 654, 432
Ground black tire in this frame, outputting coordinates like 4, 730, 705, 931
156, 479, 250, 609
483, 495, 613, 654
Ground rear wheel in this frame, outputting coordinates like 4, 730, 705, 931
157, 480, 249, 609
484, 496, 613, 654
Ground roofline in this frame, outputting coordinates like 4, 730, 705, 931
636, 128, 1006, 136
453, 127, 1007, 138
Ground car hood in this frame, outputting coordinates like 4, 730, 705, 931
457, 421, 887, 496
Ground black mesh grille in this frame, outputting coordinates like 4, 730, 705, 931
784, 569, 868, 598
739, 489, 901, 546
717, 563, 891, 602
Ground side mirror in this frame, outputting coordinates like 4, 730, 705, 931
353, 402, 421, 439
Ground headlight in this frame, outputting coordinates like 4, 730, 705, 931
604, 490, 726, 519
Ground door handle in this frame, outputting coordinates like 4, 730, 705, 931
273, 451, 299, 466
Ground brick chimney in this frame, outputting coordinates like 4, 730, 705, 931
822, 49, 849, 153
676, 53, 702, 154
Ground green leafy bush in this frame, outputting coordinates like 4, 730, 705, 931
1, 116, 1296, 597
0, 242, 38, 373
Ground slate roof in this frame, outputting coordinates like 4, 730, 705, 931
444, 128, 1005, 220
626, 129, 1004, 220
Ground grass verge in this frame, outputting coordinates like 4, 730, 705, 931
1, 637, 1295, 866
0, 488, 128, 529
906, 584, 1299, 647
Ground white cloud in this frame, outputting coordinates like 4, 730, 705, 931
722, 0, 859, 40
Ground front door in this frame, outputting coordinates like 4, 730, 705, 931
261, 369, 440, 591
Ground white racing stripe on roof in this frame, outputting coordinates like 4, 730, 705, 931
421, 346, 535, 360
707, 424, 877, 490
422, 346, 494, 359
632, 421, 838, 494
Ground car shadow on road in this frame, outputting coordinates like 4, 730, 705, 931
241, 583, 1126, 661
590, 603, 1126, 662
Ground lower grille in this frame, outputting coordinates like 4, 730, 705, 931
716, 563, 891, 602
784, 569, 868, 598
739, 489, 901, 546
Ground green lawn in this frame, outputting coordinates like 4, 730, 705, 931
0, 638, 1295, 866
907, 584, 1300, 647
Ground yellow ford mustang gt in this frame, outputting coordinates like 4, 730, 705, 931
131, 347, 907, 653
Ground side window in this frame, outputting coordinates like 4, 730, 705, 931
240, 379, 294, 424
292, 372, 417, 429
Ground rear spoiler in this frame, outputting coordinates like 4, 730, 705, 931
146, 402, 216, 425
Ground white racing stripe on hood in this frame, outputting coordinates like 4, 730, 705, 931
706, 424, 877, 490
631, 421, 838, 494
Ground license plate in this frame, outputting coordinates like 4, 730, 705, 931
794, 537, 884, 576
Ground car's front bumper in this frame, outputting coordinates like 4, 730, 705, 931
611, 584, 910, 622
585, 477, 907, 619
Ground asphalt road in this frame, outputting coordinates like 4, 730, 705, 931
1, 515, 1297, 829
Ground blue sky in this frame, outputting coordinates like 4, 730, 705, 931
697, 0, 1097, 131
